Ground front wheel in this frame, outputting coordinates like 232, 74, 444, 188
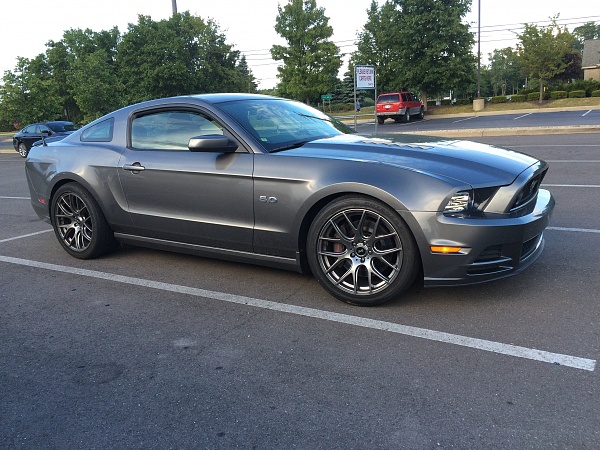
307, 196, 420, 306
18, 142, 28, 158
51, 183, 117, 259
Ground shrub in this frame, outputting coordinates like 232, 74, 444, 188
441, 99, 452, 105
527, 92, 539, 101
550, 91, 568, 99
510, 94, 526, 102
490, 96, 508, 103
592, 90, 600, 97
568, 90, 586, 98
454, 98, 471, 105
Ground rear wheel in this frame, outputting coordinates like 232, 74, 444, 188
418, 106, 424, 120
18, 142, 28, 158
51, 183, 117, 259
307, 196, 420, 306
403, 110, 410, 123
377, 116, 385, 125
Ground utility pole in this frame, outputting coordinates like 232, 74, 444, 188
172, 0, 177, 15
477, 0, 481, 99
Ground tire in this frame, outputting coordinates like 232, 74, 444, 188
18, 142, 28, 158
307, 196, 420, 306
418, 106, 424, 120
403, 110, 410, 123
51, 183, 117, 259
377, 116, 385, 125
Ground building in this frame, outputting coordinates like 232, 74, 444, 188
582, 39, 600, 81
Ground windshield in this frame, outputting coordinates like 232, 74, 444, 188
48, 122, 78, 132
218, 98, 354, 153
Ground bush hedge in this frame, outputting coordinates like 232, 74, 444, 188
568, 90, 585, 98
550, 91, 568, 99
592, 90, 600, 97
510, 94, 526, 102
490, 96, 507, 103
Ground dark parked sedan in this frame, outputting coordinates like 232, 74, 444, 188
13, 121, 78, 157
25, 94, 554, 306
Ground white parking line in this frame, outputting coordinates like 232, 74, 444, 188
0, 229, 53, 243
514, 113, 532, 120
0, 254, 595, 372
0, 196, 30, 199
543, 184, 600, 188
582, 110, 592, 117
452, 116, 476, 123
547, 226, 600, 234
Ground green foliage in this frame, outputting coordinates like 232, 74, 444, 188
271, 0, 342, 104
0, 12, 257, 125
351, 0, 475, 106
490, 96, 508, 103
592, 90, 600, 97
488, 47, 522, 96
509, 94, 526, 102
573, 22, 600, 51
550, 91, 568, 99
568, 90, 585, 98
517, 18, 579, 103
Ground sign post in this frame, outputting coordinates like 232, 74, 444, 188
321, 94, 333, 113
354, 65, 376, 131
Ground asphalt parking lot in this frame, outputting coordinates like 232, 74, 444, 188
1, 131, 599, 448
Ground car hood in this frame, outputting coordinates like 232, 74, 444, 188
281, 134, 539, 186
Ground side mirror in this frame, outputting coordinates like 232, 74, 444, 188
41, 130, 50, 135
188, 135, 238, 153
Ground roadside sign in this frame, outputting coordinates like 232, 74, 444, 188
321, 94, 333, 100
355, 65, 375, 89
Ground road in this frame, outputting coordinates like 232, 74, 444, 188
0, 125, 599, 447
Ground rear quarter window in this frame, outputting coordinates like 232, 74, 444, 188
80, 118, 114, 142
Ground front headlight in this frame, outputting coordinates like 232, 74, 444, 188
444, 187, 498, 217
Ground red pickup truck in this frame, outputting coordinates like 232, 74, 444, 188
375, 92, 424, 124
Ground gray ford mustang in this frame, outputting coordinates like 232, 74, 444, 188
25, 94, 554, 306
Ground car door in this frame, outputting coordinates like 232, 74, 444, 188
20, 125, 42, 149
117, 108, 254, 252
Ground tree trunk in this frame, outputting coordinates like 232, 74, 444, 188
538, 79, 544, 103
421, 88, 428, 111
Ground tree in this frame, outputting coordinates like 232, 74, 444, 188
117, 13, 252, 104
488, 48, 521, 96
351, 1, 402, 94
351, 0, 475, 109
573, 22, 600, 51
517, 19, 578, 102
271, 0, 342, 104
395, 0, 476, 108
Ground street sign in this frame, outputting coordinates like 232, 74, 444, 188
321, 94, 333, 100
355, 65, 375, 89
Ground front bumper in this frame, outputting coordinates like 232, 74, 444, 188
408, 189, 554, 286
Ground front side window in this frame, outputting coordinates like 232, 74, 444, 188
131, 110, 223, 150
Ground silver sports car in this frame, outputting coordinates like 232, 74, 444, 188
25, 94, 554, 305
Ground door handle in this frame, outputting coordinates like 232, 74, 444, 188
123, 163, 145, 172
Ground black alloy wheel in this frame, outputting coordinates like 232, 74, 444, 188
51, 183, 117, 259
307, 195, 420, 306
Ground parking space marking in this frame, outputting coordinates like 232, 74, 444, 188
452, 116, 476, 123
547, 226, 600, 234
543, 184, 600, 188
0, 229, 52, 243
0, 196, 30, 199
0, 254, 595, 372
514, 113, 532, 120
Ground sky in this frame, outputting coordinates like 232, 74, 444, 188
1, 0, 598, 90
